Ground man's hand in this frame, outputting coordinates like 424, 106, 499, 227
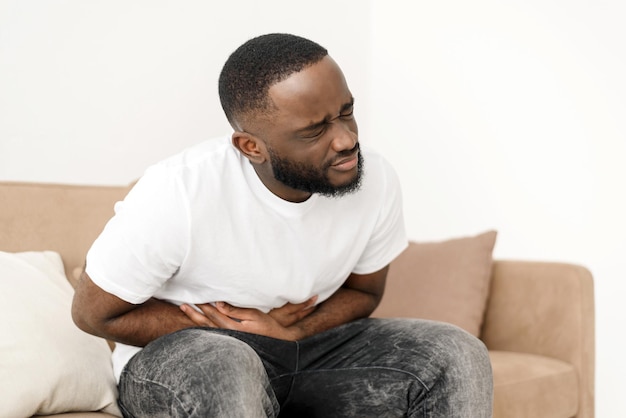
268, 296, 318, 327
180, 266, 388, 342
179, 297, 317, 341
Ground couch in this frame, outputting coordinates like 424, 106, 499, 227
0, 181, 595, 417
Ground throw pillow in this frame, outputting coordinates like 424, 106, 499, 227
0, 251, 121, 417
372, 230, 497, 337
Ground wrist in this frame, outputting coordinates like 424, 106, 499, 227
286, 324, 305, 341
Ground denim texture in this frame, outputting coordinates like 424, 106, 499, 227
118, 318, 493, 417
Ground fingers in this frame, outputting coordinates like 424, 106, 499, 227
180, 304, 217, 327
276, 296, 319, 314
181, 298, 319, 331
214, 302, 259, 321
180, 303, 240, 328
291, 304, 316, 322
293, 295, 319, 311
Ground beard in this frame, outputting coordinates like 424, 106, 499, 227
267, 144, 363, 198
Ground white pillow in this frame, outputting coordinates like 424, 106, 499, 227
0, 251, 121, 417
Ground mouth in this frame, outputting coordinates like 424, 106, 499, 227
330, 151, 359, 172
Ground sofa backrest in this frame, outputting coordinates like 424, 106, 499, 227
0, 182, 131, 280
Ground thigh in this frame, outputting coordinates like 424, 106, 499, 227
299, 318, 462, 373
279, 364, 420, 418
280, 318, 437, 417
118, 328, 283, 417
283, 318, 491, 417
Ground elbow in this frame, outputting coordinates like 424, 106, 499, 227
71, 295, 95, 334
71, 293, 108, 339
70, 270, 116, 338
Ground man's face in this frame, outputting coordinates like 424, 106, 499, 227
267, 142, 363, 198
248, 56, 361, 201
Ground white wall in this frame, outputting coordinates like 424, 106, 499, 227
0, 0, 371, 185
371, 1, 625, 416
2, 1, 624, 415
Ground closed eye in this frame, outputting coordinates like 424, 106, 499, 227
297, 99, 354, 139
301, 125, 327, 139
340, 106, 354, 119
339, 98, 355, 119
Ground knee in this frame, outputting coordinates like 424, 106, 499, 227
430, 322, 492, 382
386, 318, 489, 367
440, 322, 488, 355
207, 333, 268, 378
375, 319, 493, 415
119, 329, 278, 416
175, 329, 266, 378
125, 328, 266, 386
426, 323, 494, 415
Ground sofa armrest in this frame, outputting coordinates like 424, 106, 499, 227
481, 260, 595, 418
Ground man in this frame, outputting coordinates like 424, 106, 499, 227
72, 33, 493, 417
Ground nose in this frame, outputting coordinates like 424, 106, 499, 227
329, 120, 358, 153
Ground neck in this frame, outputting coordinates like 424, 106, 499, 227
252, 163, 312, 203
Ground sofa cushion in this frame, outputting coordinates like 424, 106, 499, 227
490, 350, 578, 418
0, 251, 121, 417
372, 230, 497, 336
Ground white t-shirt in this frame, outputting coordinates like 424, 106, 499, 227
86, 135, 407, 379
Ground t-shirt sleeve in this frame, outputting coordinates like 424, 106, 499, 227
351, 157, 408, 275
85, 165, 190, 304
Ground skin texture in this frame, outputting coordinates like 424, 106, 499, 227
71, 55, 389, 347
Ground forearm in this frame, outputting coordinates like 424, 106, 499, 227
137, 267, 390, 343
288, 286, 380, 340
92, 298, 197, 347
72, 272, 197, 347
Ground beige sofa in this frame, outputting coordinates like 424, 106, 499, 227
0, 181, 595, 417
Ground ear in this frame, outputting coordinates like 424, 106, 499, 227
232, 131, 267, 164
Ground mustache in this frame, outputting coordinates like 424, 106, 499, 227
327, 142, 360, 167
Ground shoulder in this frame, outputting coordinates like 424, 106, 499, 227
150, 135, 235, 174
122, 135, 238, 208
139, 135, 238, 188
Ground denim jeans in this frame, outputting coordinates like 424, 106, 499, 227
118, 318, 493, 417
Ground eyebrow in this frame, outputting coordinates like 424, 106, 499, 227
296, 97, 355, 134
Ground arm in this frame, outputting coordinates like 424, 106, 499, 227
72, 270, 321, 347
289, 265, 388, 339
71, 271, 196, 347
181, 265, 389, 341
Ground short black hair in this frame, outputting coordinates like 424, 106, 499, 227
218, 33, 328, 127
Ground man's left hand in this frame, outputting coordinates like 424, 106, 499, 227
179, 298, 317, 341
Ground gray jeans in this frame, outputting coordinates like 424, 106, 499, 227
118, 318, 493, 417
